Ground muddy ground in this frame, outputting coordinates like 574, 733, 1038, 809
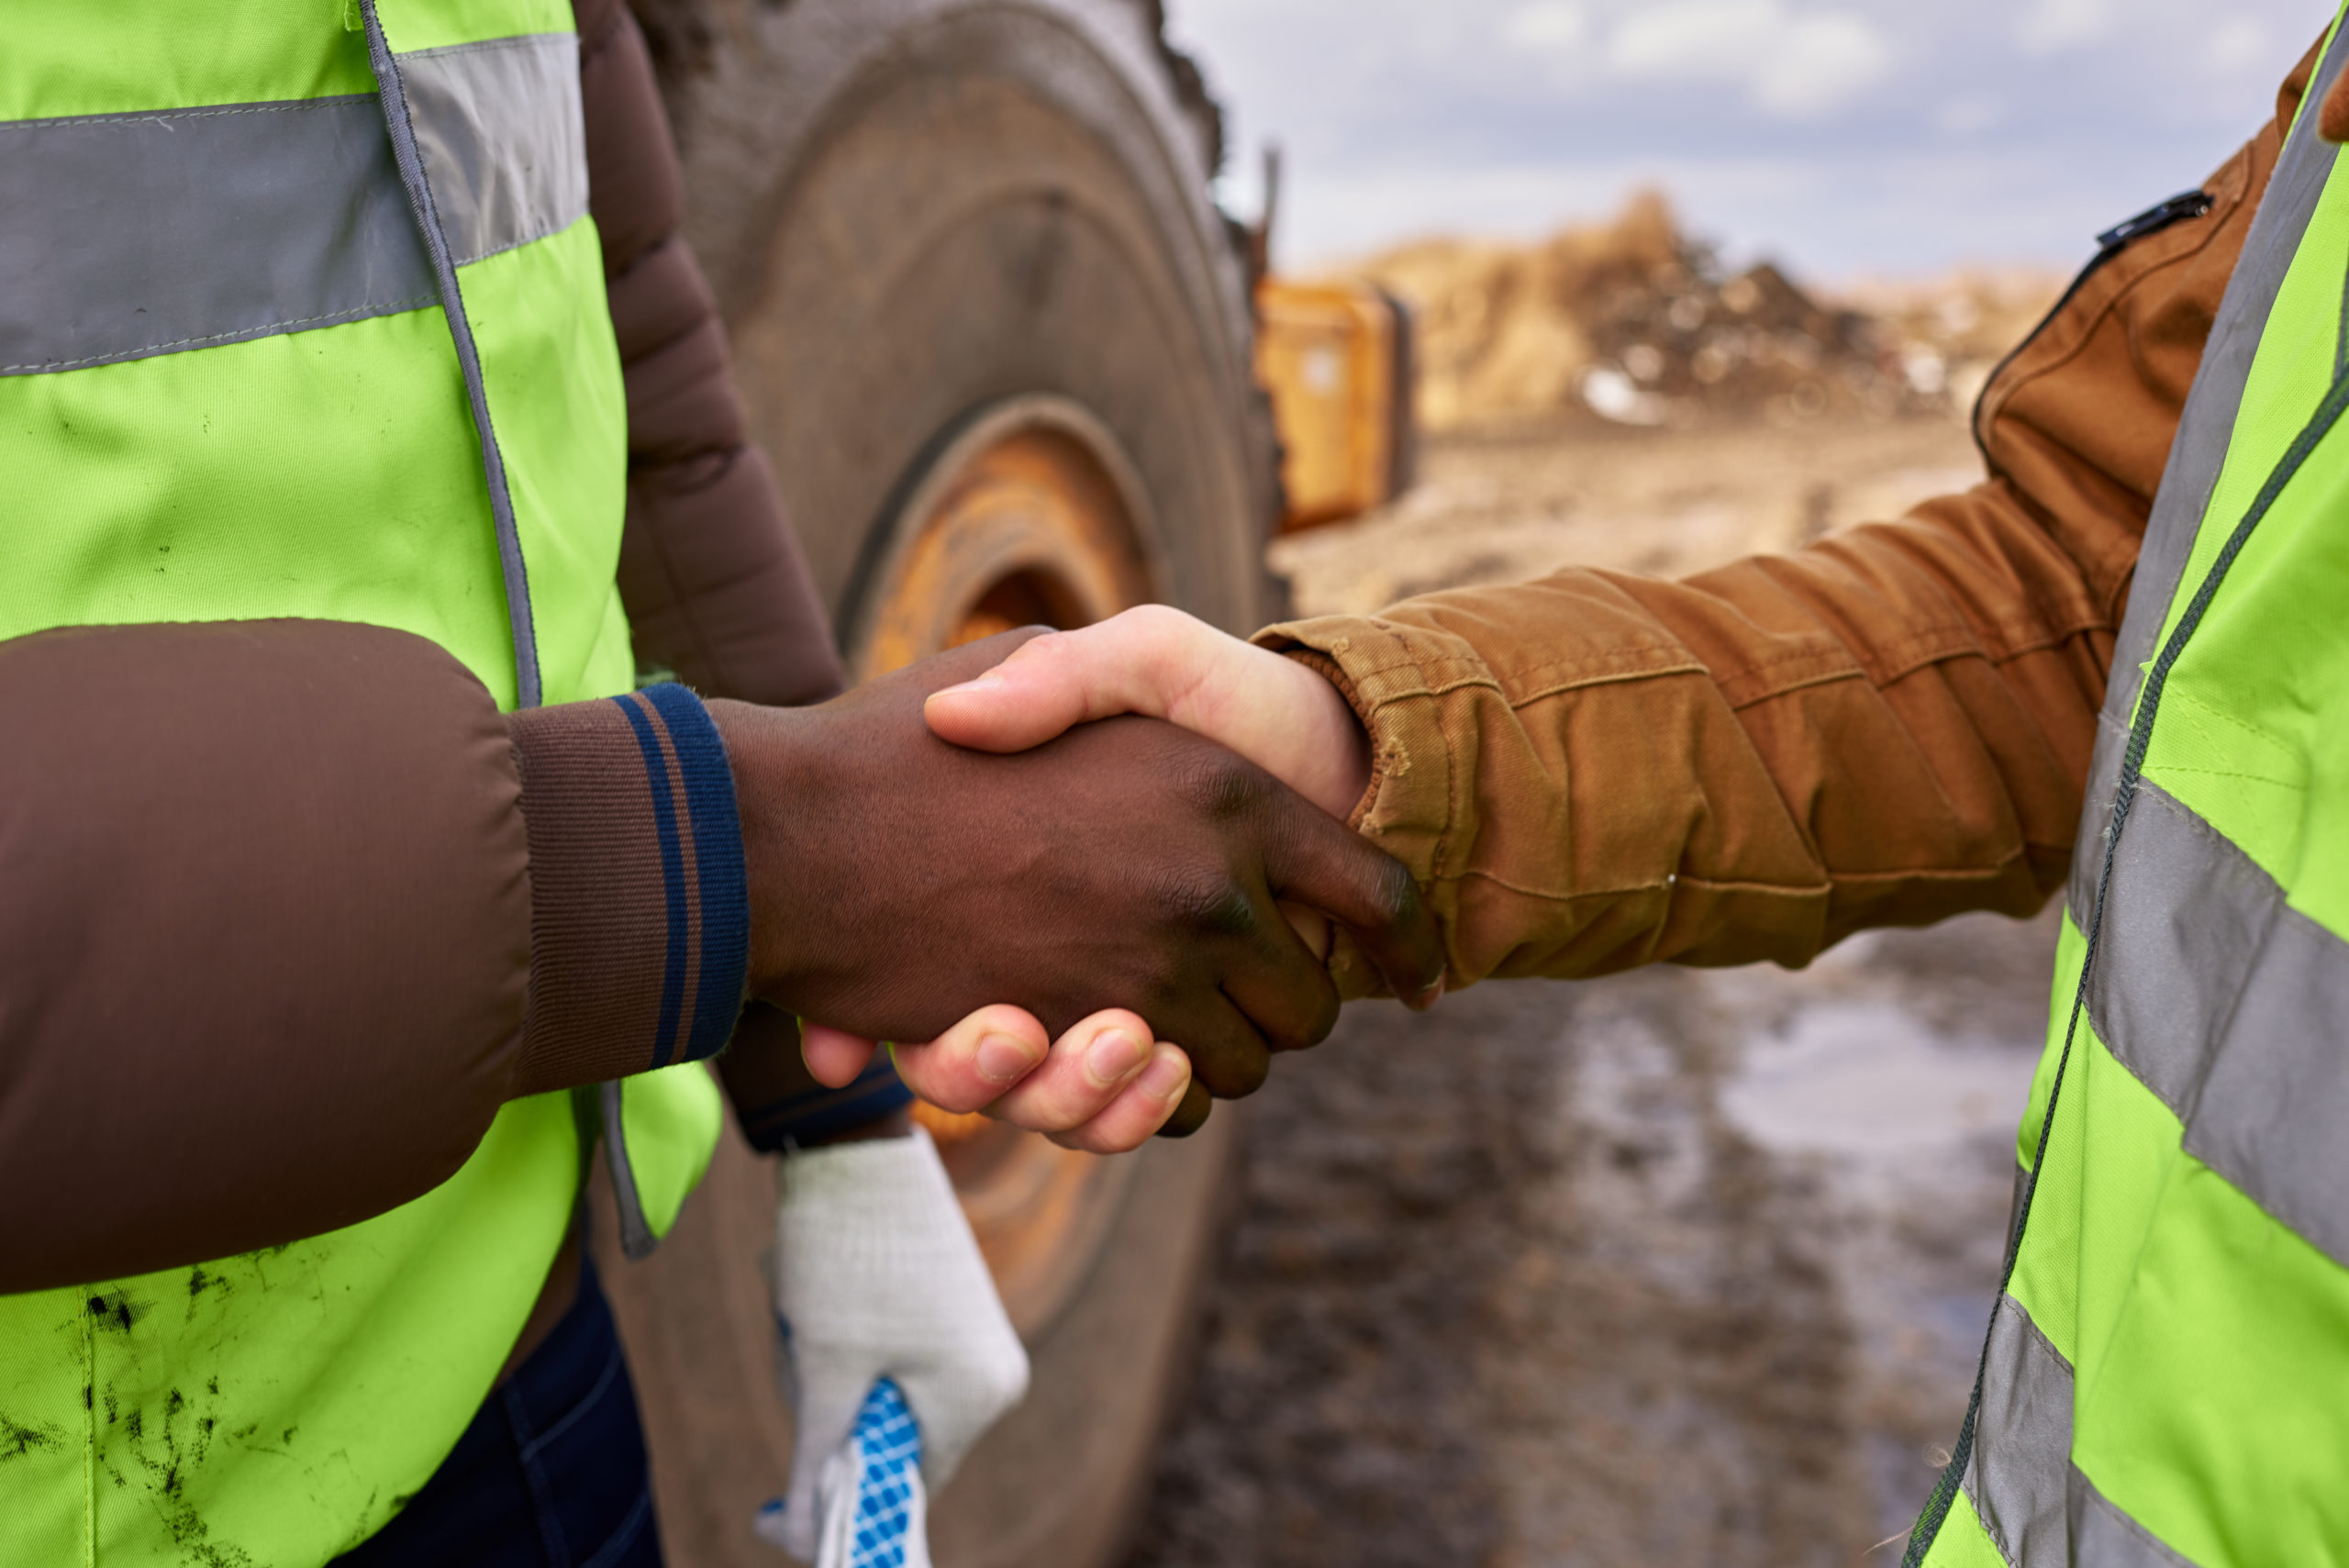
1126, 409, 2058, 1568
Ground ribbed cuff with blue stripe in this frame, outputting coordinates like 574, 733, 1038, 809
723, 1001, 918, 1151
508, 684, 750, 1095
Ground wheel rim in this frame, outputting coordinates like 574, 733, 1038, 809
852, 395, 1159, 1337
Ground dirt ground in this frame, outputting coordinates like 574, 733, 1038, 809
1125, 408, 2058, 1568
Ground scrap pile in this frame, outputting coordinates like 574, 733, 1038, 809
1351, 191, 2064, 433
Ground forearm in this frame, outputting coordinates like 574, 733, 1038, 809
1259, 482, 2110, 984
0, 619, 748, 1291
1259, 76, 2298, 990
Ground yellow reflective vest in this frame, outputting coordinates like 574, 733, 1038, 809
1911, 9, 2349, 1565
0, 4, 718, 1561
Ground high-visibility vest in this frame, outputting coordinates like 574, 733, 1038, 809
0, 4, 720, 1562
1909, 9, 2349, 1566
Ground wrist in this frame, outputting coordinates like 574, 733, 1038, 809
705, 696, 828, 1005
794, 1106, 917, 1148
718, 1000, 918, 1149
1286, 658, 1373, 819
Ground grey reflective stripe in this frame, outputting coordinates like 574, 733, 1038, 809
1963, 1293, 2074, 1568
0, 41, 584, 379
2084, 781, 2276, 1111
2070, 22, 2349, 909
2087, 779, 2349, 1271
396, 35, 586, 265
2068, 1466, 2200, 1566
360, 0, 543, 709
0, 96, 433, 375
599, 1080, 662, 1261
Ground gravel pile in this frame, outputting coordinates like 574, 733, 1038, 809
1348, 192, 2063, 433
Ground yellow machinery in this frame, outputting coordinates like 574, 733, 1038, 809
1256, 277, 1416, 531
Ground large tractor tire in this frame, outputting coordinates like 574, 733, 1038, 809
594, 4, 1274, 1565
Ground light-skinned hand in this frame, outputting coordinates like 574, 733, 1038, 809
802, 1008, 1202, 1152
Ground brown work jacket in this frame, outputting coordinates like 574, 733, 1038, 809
1264, 45, 2327, 995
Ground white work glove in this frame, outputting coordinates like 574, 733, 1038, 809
755, 1127, 1030, 1563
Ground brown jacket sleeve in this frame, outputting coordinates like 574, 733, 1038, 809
1262, 50, 2314, 992
0, 621, 748, 1294
578, 1, 915, 1147
578, 0, 845, 710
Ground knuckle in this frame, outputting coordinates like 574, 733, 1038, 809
1021, 1086, 1096, 1135
1203, 886, 1261, 940
1158, 867, 1255, 938
1173, 747, 1269, 822
1125, 603, 1180, 642
1054, 1124, 1122, 1156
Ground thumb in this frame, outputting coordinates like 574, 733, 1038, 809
926, 606, 1372, 821
799, 1022, 880, 1088
923, 605, 1219, 753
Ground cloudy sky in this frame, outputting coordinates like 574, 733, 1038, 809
1164, 0, 2332, 279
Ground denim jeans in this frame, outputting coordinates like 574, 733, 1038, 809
335, 1259, 663, 1568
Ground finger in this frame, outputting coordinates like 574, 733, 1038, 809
920, 632, 1098, 752
1280, 899, 1335, 962
1151, 988, 1276, 1100
885, 1005, 1052, 1115
896, 625, 1057, 698
1259, 795, 1446, 1005
799, 1022, 880, 1088
1045, 1044, 1193, 1153
985, 1009, 1159, 1134
1156, 1079, 1213, 1138
1219, 895, 1344, 1054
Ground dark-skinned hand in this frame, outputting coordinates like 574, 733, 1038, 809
707, 632, 1442, 1129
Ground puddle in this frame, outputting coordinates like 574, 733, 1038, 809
1720, 995, 2038, 1164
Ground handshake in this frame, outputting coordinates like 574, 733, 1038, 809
708, 606, 1439, 1152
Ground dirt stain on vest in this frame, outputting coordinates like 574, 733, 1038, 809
0, 1412, 69, 1463
116, 1376, 253, 1568
86, 1288, 145, 1335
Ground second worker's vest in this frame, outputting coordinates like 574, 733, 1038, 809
1910, 9, 2349, 1566
0, 3, 721, 1562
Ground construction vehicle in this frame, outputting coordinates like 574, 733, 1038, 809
594, 5, 1412, 1563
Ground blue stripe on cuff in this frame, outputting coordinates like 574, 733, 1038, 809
735, 1056, 916, 1152
614, 694, 690, 1070
641, 683, 750, 1063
